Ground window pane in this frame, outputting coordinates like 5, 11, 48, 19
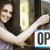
41, 0, 50, 29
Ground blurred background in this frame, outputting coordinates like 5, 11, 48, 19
20, 0, 50, 46
20, 0, 34, 31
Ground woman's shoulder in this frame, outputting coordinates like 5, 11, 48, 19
0, 26, 3, 30
0, 22, 6, 29
0, 26, 4, 31
0, 26, 4, 28
0, 26, 3, 29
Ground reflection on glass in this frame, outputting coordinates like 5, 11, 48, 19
41, 0, 50, 29
41, 0, 50, 15
42, 0, 50, 3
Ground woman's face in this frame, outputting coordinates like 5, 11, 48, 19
0, 4, 13, 23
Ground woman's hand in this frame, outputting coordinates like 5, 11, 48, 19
36, 14, 50, 26
16, 42, 25, 48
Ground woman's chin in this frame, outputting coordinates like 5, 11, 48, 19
2, 20, 8, 23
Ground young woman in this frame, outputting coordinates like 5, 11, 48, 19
0, 0, 50, 50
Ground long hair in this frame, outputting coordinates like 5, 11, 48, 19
0, 0, 14, 32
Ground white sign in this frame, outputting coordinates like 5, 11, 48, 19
34, 30, 50, 48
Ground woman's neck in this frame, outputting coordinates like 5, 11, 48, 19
0, 21, 4, 26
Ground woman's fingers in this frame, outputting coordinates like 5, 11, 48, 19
36, 14, 50, 25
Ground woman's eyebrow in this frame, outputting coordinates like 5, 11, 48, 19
2, 9, 8, 12
2, 9, 13, 13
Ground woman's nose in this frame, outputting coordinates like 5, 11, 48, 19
7, 12, 11, 17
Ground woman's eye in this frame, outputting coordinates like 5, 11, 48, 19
10, 12, 12, 15
2, 9, 8, 12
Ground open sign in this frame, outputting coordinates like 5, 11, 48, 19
34, 30, 50, 48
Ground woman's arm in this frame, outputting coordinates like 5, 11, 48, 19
15, 14, 50, 42
0, 14, 50, 46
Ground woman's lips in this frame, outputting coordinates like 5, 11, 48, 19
3, 15, 9, 20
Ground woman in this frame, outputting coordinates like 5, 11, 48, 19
0, 0, 50, 50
